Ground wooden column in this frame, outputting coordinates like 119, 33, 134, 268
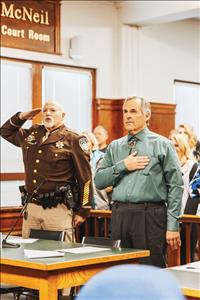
150, 103, 176, 137
32, 63, 43, 124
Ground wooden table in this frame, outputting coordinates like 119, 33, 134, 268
1, 239, 149, 300
168, 263, 200, 300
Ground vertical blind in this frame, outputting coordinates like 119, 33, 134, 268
42, 66, 92, 133
1, 60, 32, 206
174, 81, 200, 139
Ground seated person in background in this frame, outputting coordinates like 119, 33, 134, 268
93, 125, 108, 153
190, 164, 200, 215
77, 264, 184, 300
82, 132, 112, 238
177, 123, 199, 161
169, 131, 199, 263
82, 132, 111, 210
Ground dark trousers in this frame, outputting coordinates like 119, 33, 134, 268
111, 201, 167, 268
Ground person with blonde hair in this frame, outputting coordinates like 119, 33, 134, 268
169, 130, 198, 263
82, 132, 111, 210
177, 123, 199, 161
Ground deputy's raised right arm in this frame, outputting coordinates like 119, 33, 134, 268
0, 113, 28, 147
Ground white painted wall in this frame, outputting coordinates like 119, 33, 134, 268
138, 19, 199, 102
175, 82, 200, 139
117, 0, 200, 26
119, 19, 200, 102
61, 1, 118, 97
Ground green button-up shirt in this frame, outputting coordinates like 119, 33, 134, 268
94, 128, 183, 231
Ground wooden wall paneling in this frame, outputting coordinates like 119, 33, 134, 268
0, 207, 23, 236
149, 103, 176, 138
32, 63, 43, 124
0, 173, 25, 181
94, 99, 124, 143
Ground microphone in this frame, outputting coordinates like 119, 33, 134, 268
2, 178, 47, 248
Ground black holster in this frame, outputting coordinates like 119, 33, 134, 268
19, 185, 28, 206
56, 184, 79, 211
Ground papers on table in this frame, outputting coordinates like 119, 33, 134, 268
24, 249, 65, 259
57, 246, 110, 254
7, 237, 38, 244
186, 261, 200, 269
170, 261, 200, 272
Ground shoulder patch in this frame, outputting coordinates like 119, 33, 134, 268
79, 137, 89, 153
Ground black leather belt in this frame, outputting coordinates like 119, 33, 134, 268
113, 201, 165, 208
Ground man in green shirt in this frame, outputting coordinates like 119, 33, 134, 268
94, 97, 183, 267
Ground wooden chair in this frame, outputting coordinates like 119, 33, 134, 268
82, 236, 121, 248
0, 285, 24, 300
29, 228, 65, 241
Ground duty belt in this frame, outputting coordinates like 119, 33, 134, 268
19, 184, 78, 210
28, 192, 67, 209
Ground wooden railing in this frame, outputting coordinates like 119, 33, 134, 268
1, 207, 199, 267
0, 206, 23, 236
181, 214, 200, 264
75, 210, 111, 242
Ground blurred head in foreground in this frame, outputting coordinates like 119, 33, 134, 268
77, 264, 185, 300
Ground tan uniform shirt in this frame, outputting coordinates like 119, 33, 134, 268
0, 113, 93, 216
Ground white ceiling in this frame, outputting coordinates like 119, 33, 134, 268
112, 1, 200, 26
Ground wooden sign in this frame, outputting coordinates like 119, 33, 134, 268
1, 0, 60, 54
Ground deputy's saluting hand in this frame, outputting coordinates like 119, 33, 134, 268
124, 151, 150, 171
19, 108, 42, 120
